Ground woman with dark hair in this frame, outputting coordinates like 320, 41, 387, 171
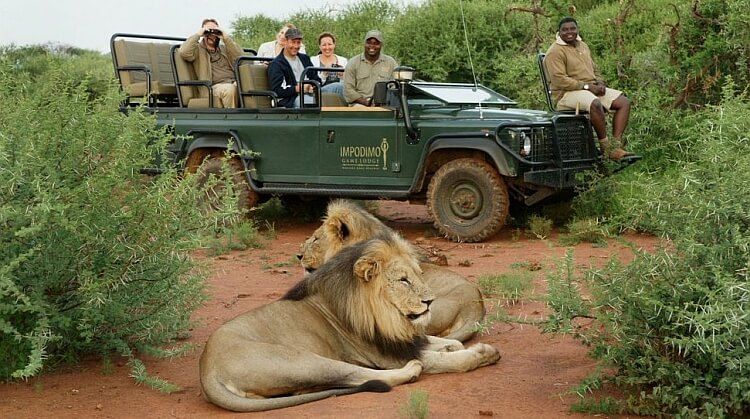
310, 32, 348, 80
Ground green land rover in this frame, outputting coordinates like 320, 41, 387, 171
112, 33, 621, 243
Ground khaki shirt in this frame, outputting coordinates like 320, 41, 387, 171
178, 34, 243, 92
544, 35, 603, 104
343, 53, 398, 104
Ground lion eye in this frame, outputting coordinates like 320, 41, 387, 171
399, 277, 411, 285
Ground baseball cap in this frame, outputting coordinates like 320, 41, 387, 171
364, 30, 383, 43
285, 28, 304, 40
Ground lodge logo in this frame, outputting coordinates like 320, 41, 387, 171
340, 138, 390, 171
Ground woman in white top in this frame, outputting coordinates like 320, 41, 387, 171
256, 23, 306, 58
310, 32, 348, 81
310, 32, 347, 98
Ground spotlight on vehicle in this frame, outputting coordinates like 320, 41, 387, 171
393, 66, 414, 82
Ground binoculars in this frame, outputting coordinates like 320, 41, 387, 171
204, 29, 222, 35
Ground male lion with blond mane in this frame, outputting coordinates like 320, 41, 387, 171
200, 233, 500, 412
299, 199, 485, 342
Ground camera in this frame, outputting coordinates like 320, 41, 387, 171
204, 29, 222, 35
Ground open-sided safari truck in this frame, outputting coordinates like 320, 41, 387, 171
111, 33, 621, 243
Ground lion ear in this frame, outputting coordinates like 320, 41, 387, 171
324, 217, 351, 242
339, 222, 350, 240
354, 256, 379, 282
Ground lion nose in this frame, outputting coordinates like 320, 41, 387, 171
423, 298, 433, 308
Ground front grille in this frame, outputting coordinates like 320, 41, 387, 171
496, 116, 597, 165
529, 127, 554, 162
553, 117, 596, 161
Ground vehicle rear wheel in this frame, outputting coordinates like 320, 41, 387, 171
426, 158, 509, 242
195, 156, 258, 216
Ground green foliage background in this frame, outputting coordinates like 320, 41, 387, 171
2, 0, 750, 414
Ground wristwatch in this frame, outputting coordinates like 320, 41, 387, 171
583, 84, 590, 91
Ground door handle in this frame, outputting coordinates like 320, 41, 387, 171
326, 130, 336, 143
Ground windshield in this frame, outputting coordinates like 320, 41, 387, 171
408, 82, 517, 107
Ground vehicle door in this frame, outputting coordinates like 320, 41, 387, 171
318, 108, 407, 188
234, 111, 321, 184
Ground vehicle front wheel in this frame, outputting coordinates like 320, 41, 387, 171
195, 155, 259, 217
426, 158, 509, 242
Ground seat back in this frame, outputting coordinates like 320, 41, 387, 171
236, 56, 276, 109
113, 39, 152, 96
111, 36, 180, 105
149, 42, 177, 95
537, 53, 555, 112
170, 44, 210, 108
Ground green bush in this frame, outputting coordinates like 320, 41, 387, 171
0, 60, 206, 387
545, 87, 750, 417
668, 0, 750, 106
1, 44, 112, 99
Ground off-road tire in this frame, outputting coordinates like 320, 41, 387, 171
426, 158, 509, 242
195, 156, 259, 216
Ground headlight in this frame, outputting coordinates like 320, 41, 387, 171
520, 131, 531, 156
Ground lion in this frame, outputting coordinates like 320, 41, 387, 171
299, 199, 486, 342
200, 233, 501, 412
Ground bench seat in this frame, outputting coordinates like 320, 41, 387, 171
113, 38, 178, 105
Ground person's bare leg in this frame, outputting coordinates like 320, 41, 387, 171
610, 95, 631, 141
592, 97, 629, 160
588, 99, 607, 140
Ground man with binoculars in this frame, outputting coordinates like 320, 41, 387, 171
178, 18, 243, 108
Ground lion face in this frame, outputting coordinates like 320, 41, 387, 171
298, 228, 337, 273
299, 200, 388, 273
353, 236, 434, 331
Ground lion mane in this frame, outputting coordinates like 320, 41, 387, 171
284, 236, 428, 355
300, 199, 486, 342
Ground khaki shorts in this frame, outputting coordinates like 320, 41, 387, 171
557, 87, 623, 112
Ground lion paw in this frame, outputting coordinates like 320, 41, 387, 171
467, 343, 501, 365
404, 359, 424, 381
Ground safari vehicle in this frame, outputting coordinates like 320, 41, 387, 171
111, 33, 611, 243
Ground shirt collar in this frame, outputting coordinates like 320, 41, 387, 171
360, 54, 383, 64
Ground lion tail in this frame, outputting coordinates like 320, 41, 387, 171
205, 378, 391, 412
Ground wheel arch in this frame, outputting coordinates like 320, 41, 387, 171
184, 131, 243, 174
413, 137, 515, 193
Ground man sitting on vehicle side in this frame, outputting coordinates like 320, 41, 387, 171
343, 30, 398, 107
544, 16, 633, 160
178, 18, 243, 108
268, 28, 322, 108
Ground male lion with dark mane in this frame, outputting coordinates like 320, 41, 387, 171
201, 233, 500, 412
299, 199, 485, 342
